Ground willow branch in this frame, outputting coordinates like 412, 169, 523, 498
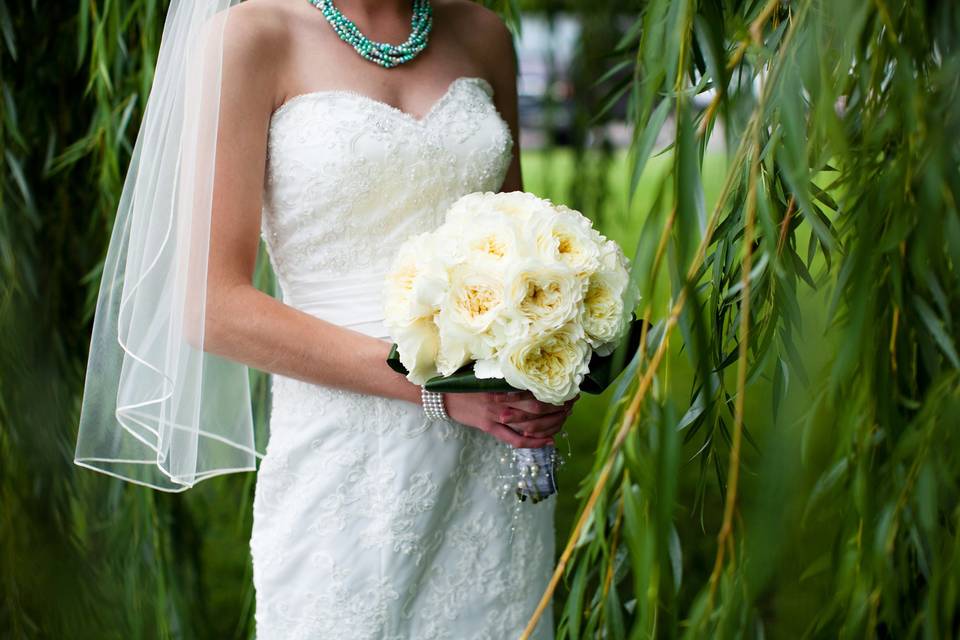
698, 0, 782, 136
524, 4, 813, 635
521, 106, 757, 640
708, 128, 759, 602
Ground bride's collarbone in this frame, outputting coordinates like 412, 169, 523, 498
273, 75, 492, 124
284, 70, 485, 104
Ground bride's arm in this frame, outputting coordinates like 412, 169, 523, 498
201, 4, 568, 447
203, 7, 429, 409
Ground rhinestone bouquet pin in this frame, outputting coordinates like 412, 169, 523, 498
384, 191, 645, 503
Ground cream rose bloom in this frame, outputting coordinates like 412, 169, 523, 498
585, 239, 633, 354
384, 234, 448, 384
597, 237, 629, 273
394, 316, 442, 384
435, 264, 509, 373
532, 206, 602, 276
460, 212, 526, 268
495, 322, 591, 404
384, 233, 447, 328
504, 259, 586, 335
582, 271, 626, 355
488, 190, 556, 224
443, 191, 496, 227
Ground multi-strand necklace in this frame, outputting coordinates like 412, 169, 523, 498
307, 0, 433, 68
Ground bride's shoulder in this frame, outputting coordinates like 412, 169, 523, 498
434, 1, 516, 87
219, 0, 325, 83
214, 0, 300, 114
434, 0, 515, 61
435, 0, 511, 35
224, 0, 313, 59
220, 0, 296, 55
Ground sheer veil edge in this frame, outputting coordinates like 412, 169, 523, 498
75, 0, 261, 492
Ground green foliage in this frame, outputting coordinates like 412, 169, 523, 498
518, 1, 960, 638
0, 1, 269, 636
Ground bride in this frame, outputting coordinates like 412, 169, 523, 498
75, 0, 577, 637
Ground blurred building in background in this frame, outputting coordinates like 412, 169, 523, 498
515, 13, 581, 149
515, 12, 724, 153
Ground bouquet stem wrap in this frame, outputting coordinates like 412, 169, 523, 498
512, 446, 559, 503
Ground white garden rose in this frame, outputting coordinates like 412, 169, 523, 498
532, 206, 603, 276
435, 334, 471, 378
597, 237, 629, 273
435, 264, 509, 372
505, 259, 586, 334
443, 191, 496, 227
459, 212, 525, 267
582, 271, 626, 355
394, 316, 441, 384
586, 238, 635, 355
441, 264, 507, 334
488, 190, 556, 224
384, 233, 441, 328
441, 190, 549, 229
385, 234, 449, 383
497, 322, 592, 404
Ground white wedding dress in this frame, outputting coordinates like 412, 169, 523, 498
250, 76, 556, 639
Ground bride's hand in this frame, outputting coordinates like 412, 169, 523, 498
442, 391, 579, 448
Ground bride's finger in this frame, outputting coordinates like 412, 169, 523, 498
482, 421, 553, 448
483, 400, 544, 424
492, 390, 535, 403
498, 398, 566, 416
506, 415, 567, 438
495, 405, 566, 424
507, 404, 572, 430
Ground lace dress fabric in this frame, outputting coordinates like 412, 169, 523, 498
252, 76, 556, 639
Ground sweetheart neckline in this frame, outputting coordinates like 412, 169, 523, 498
269, 76, 494, 127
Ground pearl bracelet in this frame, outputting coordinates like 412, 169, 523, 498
420, 386, 449, 421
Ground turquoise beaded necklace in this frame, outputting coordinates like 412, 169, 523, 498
307, 0, 432, 68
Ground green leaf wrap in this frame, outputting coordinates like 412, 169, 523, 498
385, 316, 649, 397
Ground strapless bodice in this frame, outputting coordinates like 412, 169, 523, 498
259, 76, 513, 338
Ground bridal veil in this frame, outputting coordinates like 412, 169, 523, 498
74, 0, 259, 491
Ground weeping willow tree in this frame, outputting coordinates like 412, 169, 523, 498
524, 0, 960, 638
1, 0, 269, 636
1, 0, 958, 638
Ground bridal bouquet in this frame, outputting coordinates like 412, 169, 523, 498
384, 191, 642, 502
